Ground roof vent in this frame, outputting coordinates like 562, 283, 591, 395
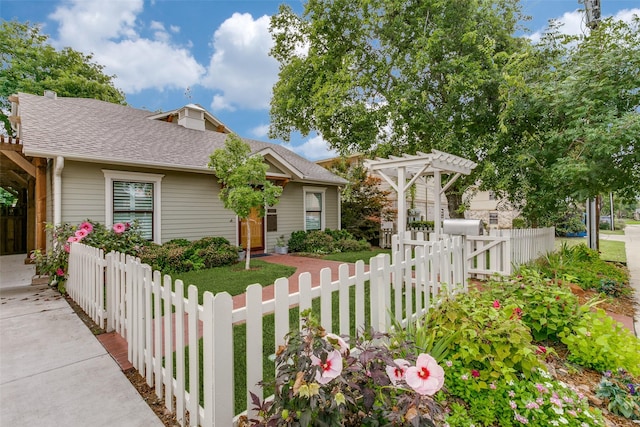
44, 90, 57, 100
177, 104, 205, 131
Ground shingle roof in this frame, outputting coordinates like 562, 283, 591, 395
17, 92, 346, 185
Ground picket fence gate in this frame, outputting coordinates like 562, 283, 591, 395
393, 227, 555, 279
66, 236, 464, 426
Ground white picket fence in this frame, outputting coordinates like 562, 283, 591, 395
66, 236, 465, 426
393, 227, 555, 279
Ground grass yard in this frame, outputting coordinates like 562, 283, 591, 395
599, 240, 627, 263
321, 247, 392, 263
172, 259, 296, 303
555, 237, 626, 263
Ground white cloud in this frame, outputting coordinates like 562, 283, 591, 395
282, 135, 338, 161
48, 0, 204, 94
529, 8, 640, 43
250, 124, 270, 138
211, 94, 236, 112
202, 13, 279, 111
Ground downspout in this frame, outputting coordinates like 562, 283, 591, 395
54, 156, 64, 226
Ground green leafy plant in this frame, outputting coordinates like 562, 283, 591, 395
596, 368, 640, 419
482, 269, 585, 342
286, 229, 371, 254
444, 368, 605, 426
139, 237, 239, 274
424, 291, 542, 382
560, 309, 640, 376
248, 312, 445, 426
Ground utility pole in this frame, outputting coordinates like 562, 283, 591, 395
582, 0, 601, 249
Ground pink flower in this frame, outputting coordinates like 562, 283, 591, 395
78, 221, 93, 233
471, 369, 480, 378
405, 353, 445, 396
325, 333, 349, 355
490, 382, 497, 390
310, 350, 343, 385
56, 268, 64, 277
75, 229, 88, 239
493, 300, 501, 309
64, 244, 70, 253
385, 358, 410, 385
536, 345, 547, 355
113, 223, 126, 234
67, 236, 80, 243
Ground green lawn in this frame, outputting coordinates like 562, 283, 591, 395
599, 240, 626, 263
600, 229, 624, 235
555, 237, 626, 263
625, 219, 640, 225
172, 259, 296, 303
321, 248, 392, 263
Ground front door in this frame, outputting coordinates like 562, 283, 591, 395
239, 208, 264, 251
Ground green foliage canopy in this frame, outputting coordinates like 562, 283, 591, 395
0, 20, 126, 134
493, 17, 640, 224
269, 0, 527, 215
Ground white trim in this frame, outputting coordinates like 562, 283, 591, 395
102, 170, 164, 244
303, 186, 327, 231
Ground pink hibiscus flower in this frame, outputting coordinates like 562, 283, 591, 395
78, 221, 93, 233
385, 358, 410, 385
113, 223, 126, 234
56, 268, 65, 277
67, 236, 80, 243
325, 333, 349, 355
64, 244, 71, 253
310, 350, 343, 385
405, 353, 445, 396
75, 229, 88, 239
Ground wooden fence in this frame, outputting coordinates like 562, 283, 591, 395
67, 236, 464, 426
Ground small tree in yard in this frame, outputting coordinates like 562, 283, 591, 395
208, 134, 282, 270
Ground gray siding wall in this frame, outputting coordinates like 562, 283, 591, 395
265, 183, 341, 251
59, 161, 236, 244
161, 172, 236, 243
59, 161, 341, 249
61, 161, 106, 225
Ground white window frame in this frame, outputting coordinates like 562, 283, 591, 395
303, 186, 326, 231
489, 212, 499, 225
103, 170, 164, 244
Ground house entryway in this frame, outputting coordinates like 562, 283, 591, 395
239, 208, 264, 252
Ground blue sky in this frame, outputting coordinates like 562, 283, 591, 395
2, 0, 639, 161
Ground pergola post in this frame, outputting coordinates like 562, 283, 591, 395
433, 170, 441, 237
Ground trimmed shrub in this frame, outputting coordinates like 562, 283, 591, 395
198, 243, 238, 268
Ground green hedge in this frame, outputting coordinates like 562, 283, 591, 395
139, 236, 239, 274
287, 229, 371, 254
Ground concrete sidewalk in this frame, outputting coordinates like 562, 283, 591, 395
623, 225, 640, 336
0, 255, 162, 427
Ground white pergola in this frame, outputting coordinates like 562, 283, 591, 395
364, 150, 477, 237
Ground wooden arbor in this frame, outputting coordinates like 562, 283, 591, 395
364, 150, 477, 237
0, 134, 46, 256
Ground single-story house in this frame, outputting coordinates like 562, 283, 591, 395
2, 91, 347, 255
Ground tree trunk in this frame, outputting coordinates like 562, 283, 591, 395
245, 219, 251, 270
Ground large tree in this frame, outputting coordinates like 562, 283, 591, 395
269, 0, 527, 217
492, 17, 640, 225
208, 134, 282, 270
1, 21, 126, 134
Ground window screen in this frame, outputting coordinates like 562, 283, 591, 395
113, 181, 154, 240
